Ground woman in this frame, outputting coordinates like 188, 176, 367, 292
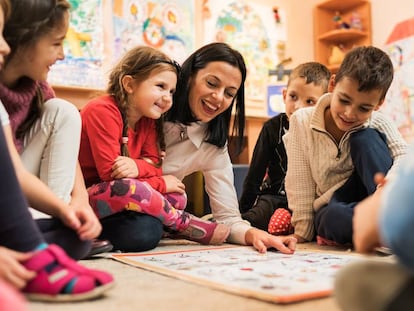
162, 42, 296, 254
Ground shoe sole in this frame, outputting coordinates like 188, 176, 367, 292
25, 281, 115, 302
84, 244, 114, 258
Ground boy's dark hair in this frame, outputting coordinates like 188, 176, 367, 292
165, 42, 247, 154
335, 46, 394, 100
288, 62, 331, 92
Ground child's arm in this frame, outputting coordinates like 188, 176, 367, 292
285, 112, 317, 242
239, 119, 275, 212
3, 124, 91, 236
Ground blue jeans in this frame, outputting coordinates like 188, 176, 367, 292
99, 211, 164, 252
315, 128, 393, 244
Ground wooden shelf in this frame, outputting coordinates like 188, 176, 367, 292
313, 0, 371, 72
317, 0, 367, 11
318, 29, 368, 42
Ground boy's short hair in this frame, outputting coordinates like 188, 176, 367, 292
288, 62, 331, 93
335, 46, 394, 100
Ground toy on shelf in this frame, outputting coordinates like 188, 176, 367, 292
349, 11, 363, 30
333, 11, 350, 29
328, 45, 345, 66
273, 6, 281, 24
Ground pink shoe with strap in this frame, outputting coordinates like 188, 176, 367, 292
171, 216, 230, 245
23, 244, 114, 302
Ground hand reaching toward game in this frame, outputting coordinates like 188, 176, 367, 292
353, 173, 386, 253
111, 156, 139, 179
353, 188, 383, 254
245, 227, 296, 254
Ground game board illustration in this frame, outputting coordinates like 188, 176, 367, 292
112, 246, 360, 304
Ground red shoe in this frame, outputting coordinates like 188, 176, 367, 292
23, 244, 114, 302
172, 216, 230, 245
268, 208, 293, 235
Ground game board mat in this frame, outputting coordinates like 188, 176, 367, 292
112, 245, 360, 304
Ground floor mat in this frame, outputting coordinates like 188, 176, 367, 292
112, 245, 360, 304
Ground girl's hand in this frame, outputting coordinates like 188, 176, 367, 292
111, 156, 139, 179
0, 247, 35, 289
71, 206, 102, 240
61, 197, 102, 241
162, 175, 186, 194
245, 228, 296, 254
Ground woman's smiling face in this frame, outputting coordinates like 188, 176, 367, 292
188, 61, 242, 122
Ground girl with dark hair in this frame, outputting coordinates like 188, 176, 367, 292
163, 42, 296, 254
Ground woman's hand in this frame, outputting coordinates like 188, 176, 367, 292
162, 175, 186, 193
0, 247, 35, 289
111, 156, 139, 179
245, 228, 296, 254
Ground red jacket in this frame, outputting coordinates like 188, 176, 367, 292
79, 95, 166, 192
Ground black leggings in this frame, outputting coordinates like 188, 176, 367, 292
0, 125, 90, 259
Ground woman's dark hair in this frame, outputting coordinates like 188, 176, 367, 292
3, 0, 70, 139
165, 42, 247, 154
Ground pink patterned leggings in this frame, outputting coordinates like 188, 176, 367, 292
88, 178, 189, 231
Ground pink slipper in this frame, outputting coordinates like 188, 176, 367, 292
23, 244, 114, 302
171, 216, 230, 245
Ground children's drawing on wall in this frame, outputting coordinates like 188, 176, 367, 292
112, 0, 195, 64
203, 0, 287, 105
382, 18, 414, 140
48, 0, 105, 89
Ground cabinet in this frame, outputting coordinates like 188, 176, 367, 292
313, 0, 371, 72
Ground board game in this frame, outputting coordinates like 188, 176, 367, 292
112, 246, 360, 304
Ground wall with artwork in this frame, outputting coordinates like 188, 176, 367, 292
48, 0, 196, 89
48, 0, 320, 118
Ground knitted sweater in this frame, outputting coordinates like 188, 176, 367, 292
0, 78, 54, 152
285, 93, 407, 241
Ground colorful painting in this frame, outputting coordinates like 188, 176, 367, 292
112, 0, 195, 64
204, 0, 287, 104
48, 0, 195, 89
112, 246, 360, 304
382, 18, 414, 141
48, 0, 106, 89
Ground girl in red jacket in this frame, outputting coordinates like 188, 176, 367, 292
79, 46, 230, 252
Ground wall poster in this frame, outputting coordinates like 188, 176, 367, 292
203, 0, 287, 115
382, 17, 414, 141
48, 0, 195, 89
